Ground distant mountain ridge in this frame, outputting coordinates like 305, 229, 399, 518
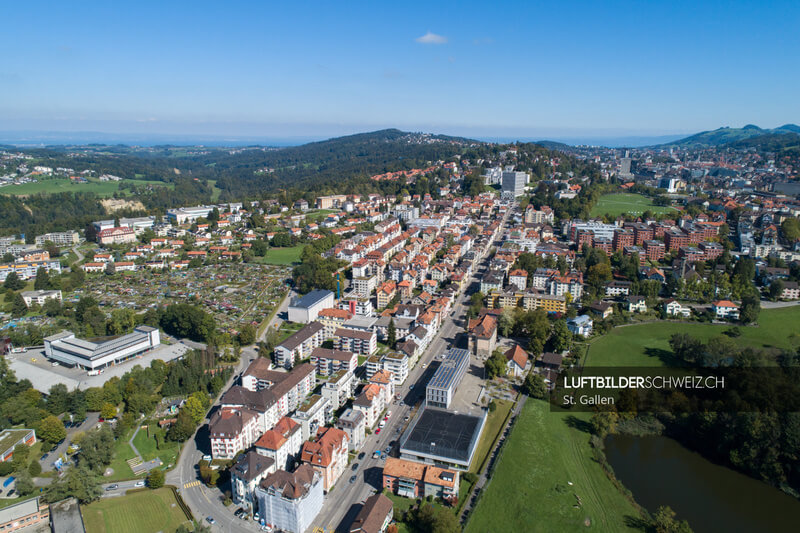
663, 124, 800, 147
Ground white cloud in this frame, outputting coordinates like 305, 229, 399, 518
415, 32, 447, 45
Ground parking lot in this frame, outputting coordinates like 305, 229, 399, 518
6, 341, 192, 391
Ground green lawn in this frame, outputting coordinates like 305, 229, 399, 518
0, 177, 171, 197
257, 245, 305, 265
585, 306, 800, 367
81, 487, 193, 533
107, 425, 181, 481
305, 209, 339, 224
470, 399, 513, 474
590, 193, 677, 217
465, 400, 643, 533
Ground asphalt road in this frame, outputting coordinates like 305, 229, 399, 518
39, 412, 101, 472
170, 211, 508, 533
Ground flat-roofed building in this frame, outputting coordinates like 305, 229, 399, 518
398, 407, 486, 471
35, 230, 81, 247
288, 290, 335, 324
425, 348, 469, 408
274, 322, 325, 369
309, 347, 357, 377
21, 289, 62, 307
0, 497, 49, 533
0, 428, 36, 463
44, 326, 160, 371
335, 328, 377, 356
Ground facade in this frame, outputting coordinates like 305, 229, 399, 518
288, 290, 335, 324
0, 260, 62, 282
317, 308, 353, 339
44, 326, 160, 371
321, 369, 357, 411
505, 345, 530, 378
255, 417, 303, 471
292, 395, 331, 442
97, 226, 136, 245
712, 300, 740, 320
274, 322, 325, 369
165, 205, 215, 224
300, 427, 349, 492
0, 497, 49, 533
21, 289, 62, 307
501, 171, 528, 199
567, 315, 593, 336
335, 408, 366, 452
231, 450, 276, 510
309, 347, 357, 377
334, 328, 377, 356
426, 348, 470, 409
209, 407, 260, 460
382, 457, 460, 500
467, 313, 497, 357
35, 230, 81, 247
255, 465, 324, 533
664, 299, 691, 317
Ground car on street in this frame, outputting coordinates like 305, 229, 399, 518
105, 484, 118, 491
375, 427, 381, 434
384, 446, 391, 455
373, 450, 381, 459
404, 415, 410, 421
351, 462, 359, 471
349, 475, 357, 483
135, 480, 145, 487
206, 517, 216, 524
358, 452, 365, 460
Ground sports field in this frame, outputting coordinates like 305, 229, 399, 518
465, 400, 642, 533
81, 487, 193, 533
590, 193, 676, 217
0, 177, 171, 197
584, 306, 800, 367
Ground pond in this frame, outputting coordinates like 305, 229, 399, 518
605, 434, 800, 533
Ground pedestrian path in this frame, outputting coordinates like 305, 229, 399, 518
183, 480, 202, 488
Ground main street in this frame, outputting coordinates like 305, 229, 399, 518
171, 208, 509, 532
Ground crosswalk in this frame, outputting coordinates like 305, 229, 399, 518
183, 480, 202, 488
311, 525, 336, 533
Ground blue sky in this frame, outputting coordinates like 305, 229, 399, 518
1, 0, 798, 142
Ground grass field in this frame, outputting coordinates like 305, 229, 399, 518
590, 193, 677, 217
585, 306, 800, 367
81, 488, 193, 533
465, 400, 642, 533
305, 209, 339, 224
257, 245, 305, 265
107, 425, 181, 481
0, 177, 171, 197
470, 399, 513, 474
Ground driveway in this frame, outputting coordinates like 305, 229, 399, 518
40, 413, 101, 472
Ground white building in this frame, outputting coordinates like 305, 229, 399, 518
425, 348, 470, 409
255, 465, 324, 533
231, 450, 277, 510
35, 231, 81, 247
21, 289, 62, 307
44, 326, 160, 371
255, 417, 303, 472
274, 322, 325, 369
288, 290, 336, 324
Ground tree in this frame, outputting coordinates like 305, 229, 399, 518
14, 471, 35, 496
46, 384, 70, 415
740, 294, 760, 324
781, 217, 800, 242
37, 415, 67, 445
28, 459, 42, 477
652, 505, 693, 533
33, 267, 51, 290
3, 271, 24, 290
147, 468, 165, 489
586, 263, 612, 292
550, 320, 572, 352
387, 318, 396, 348
523, 372, 548, 399
412, 503, 461, 533
590, 410, 619, 438
183, 395, 207, 425
44, 463, 102, 504
11, 292, 28, 317
769, 279, 785, 301
485, 349, 507, 379
11, 443, 30, 471
237, 324, 256, 346
100, 402, 117, 420
167, 409, 196, 442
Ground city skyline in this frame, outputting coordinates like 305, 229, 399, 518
2, 0, 799, 142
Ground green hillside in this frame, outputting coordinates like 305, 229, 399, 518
665, 124, 800, 147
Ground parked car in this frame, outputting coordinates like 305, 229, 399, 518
351, 462, 359, 471
375, 428, 381, 434
349, 475, 357, 483
358, 452, 365, 460
206, 517, 216, 524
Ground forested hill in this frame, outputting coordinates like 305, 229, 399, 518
662, 124, 800, 147
207, 129, 483, 199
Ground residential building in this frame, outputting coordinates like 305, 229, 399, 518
382, 457, 460, 500
353, 384, 387, 429
505, 345, 530, 378
321, 369, 357, 411
712, 300, 740, 320
20, 289, 62, 307
255, 417, 303, 471
335, 328, 377, 356
231, 450, 276, 510
317, 308, 353, 339
567, 315, 593, 336
349, 493, 393, 533
97, 226, 136, 245
501, 170, 528, 199
663, 299, 691, 317
376, 281, 397, 309
292, 394, 331, 442
254, 465, 324, 533
300, 426, 349, 492
780, 281, 800, 300
508, 269, 527, 291
379, 351, 409, 385
209, 407, 260, 459
309, 347, 357, 377
35, 230, 81, 247
467, 313, 497, 357
625, 295, 647, 313
336, 408, 366, 452
288, 290, 336, 324
274, 322, 325, 369
426, 348, 470, 409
